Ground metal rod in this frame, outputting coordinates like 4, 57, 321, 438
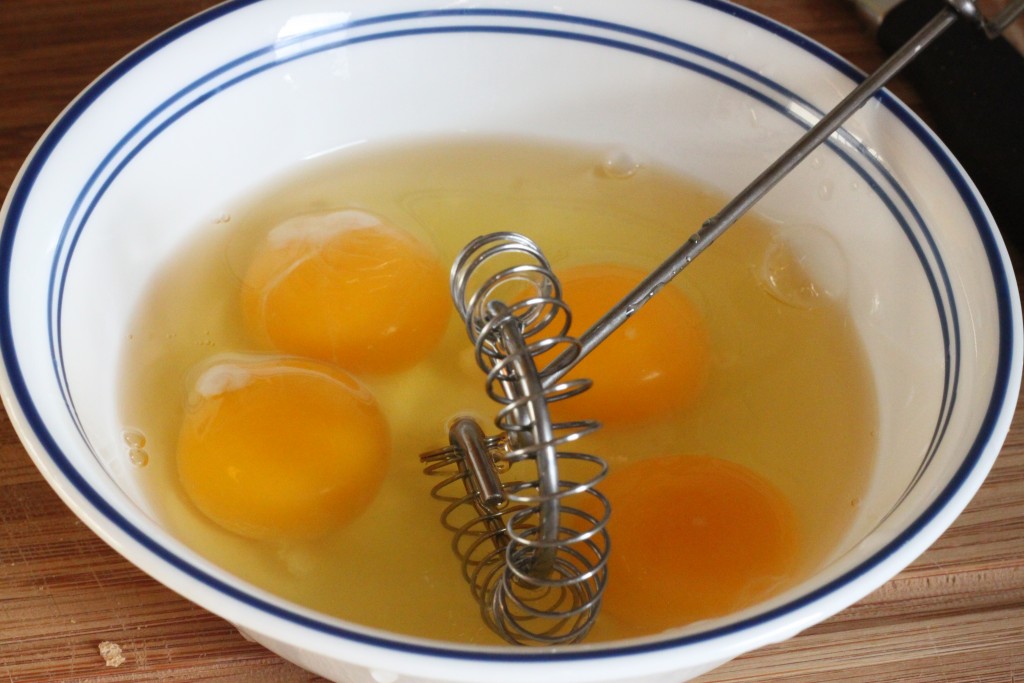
493, 303, 560, 577
982, 0, 1024, 38
542, 4, 961, 388
450, 417, 506, 510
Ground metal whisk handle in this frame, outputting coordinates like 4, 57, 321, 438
543, 0, 1009, 389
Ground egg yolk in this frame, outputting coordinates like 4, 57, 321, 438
550, 263, 709, 426
241, 210, 450, 374
176, 356, 390, 540
589, 454, 799, 632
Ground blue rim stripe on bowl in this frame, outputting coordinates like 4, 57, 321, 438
0, 0, 1012, 664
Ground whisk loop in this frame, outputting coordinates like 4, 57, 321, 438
420, 233, 609, 646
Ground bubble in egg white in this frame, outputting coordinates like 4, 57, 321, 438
758, 224, 848, 310
128, 448, 150, 468
122, 429, 146, 449
122, 429, 150, 467
599, 151, 640, 179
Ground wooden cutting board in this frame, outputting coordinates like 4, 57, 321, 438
1, 1, 1022, 681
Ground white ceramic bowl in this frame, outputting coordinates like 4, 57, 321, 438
1, 1, 1020, 682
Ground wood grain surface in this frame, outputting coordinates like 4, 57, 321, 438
2, 1, 1022, 681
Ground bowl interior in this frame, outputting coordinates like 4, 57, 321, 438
1, 0, 1019, 680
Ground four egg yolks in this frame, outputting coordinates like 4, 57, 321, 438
549, 263, 710, 426
176, 357, 389, 540
240, 210, 450, 374
585, 454, 800, 632
178, 214, 799, 632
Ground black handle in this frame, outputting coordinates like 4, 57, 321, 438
878, 0, 1024, 245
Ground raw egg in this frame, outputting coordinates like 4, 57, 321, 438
551, 263, 709, 426
241, 210, 450, 374
592, 454, 799, 631
176, 355, 389, 540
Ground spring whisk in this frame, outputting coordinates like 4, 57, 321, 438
420, 233, 610, 646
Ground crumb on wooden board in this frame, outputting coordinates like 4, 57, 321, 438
98, 641, 126, 668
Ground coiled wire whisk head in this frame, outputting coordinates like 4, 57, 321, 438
420, 232, 610, 646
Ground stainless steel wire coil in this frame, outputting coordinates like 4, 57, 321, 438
420, 232, 610, 646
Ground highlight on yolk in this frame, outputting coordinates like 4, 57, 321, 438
176, 355, 390, 540
550, 263, 710, 426
241, 210, 450, 374
589, 454, 799, 632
